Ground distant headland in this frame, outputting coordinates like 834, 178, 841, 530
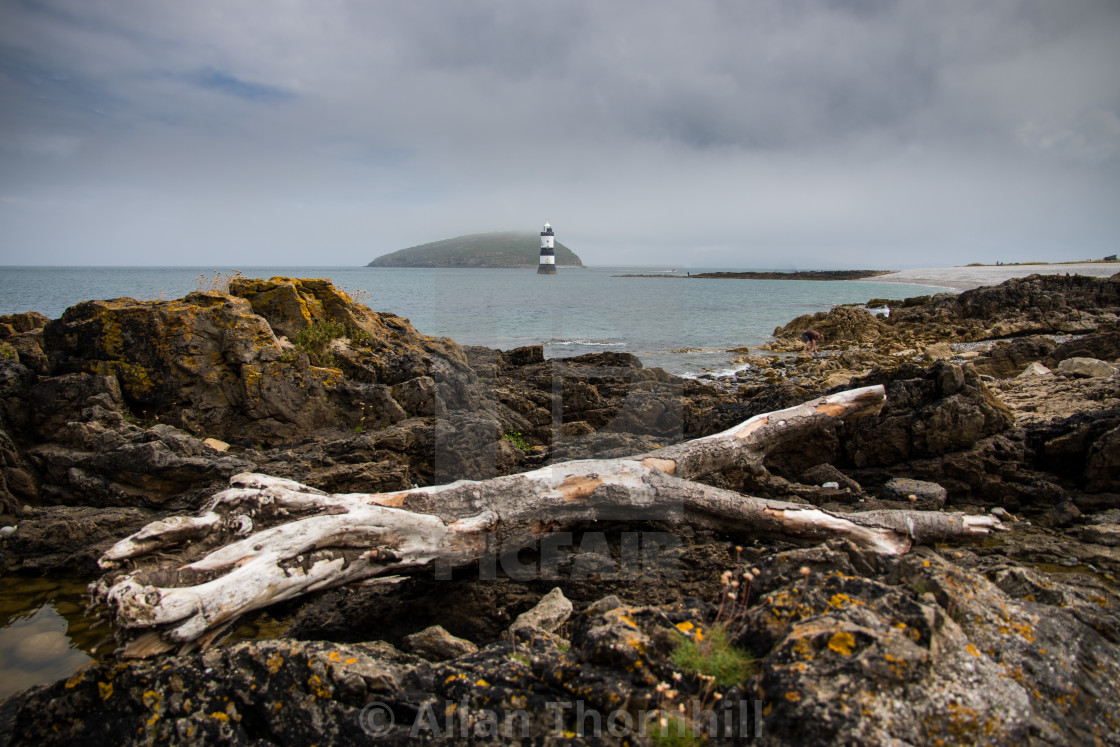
614, 270, 891, 280
368, 232, 585, 268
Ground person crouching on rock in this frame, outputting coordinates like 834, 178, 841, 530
801, 329, 823, 353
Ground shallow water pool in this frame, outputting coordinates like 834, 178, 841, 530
0, 575, 107, 700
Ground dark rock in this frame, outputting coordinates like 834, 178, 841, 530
11, 540, 1118, 745
3, 504, 153, 574
500, 345, 544, 367
1086, 424, 1120, 493
798, 464, 861, 492
1046, 330, 1120, 367
969, 336, 1058, 379
1027, 408, 1120, 493
1044, 500, 1081, 528
402, 625, 478, 661
844, 363, 1013, 468
889, 273, 1120, 340
736, 542, 1120, 745
389, 375, 441, 417
772, 305, 884, 349
880, 477, 947, 509
776, 275, 1120, 353
26, 422, 255, 510
564, 351, 644, 369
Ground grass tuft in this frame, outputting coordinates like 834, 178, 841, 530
194, 270, 242, 294
671, 624, 755, 687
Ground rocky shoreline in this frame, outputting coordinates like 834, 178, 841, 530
0, 273, 1118, 744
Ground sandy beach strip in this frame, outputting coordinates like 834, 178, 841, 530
870, 263, 1119, 292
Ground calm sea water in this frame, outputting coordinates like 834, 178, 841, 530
0, 266, 948, 376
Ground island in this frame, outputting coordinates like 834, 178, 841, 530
368, 231, 585, 268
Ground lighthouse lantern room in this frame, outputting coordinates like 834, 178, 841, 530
537, 221, 557, 274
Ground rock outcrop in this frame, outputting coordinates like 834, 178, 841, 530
4, 541, 1117, 745
0, 279, 517, 572
771, 273, 1120, 352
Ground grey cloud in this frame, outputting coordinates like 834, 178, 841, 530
0, 0, 1118, 267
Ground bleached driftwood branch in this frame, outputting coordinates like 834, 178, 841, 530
92, 385, 1001, 656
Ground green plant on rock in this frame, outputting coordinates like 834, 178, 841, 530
671, 624, 755, 687
346, 325, 373, 345
503, 431, 531, 451
292, 320, 347, 367
650, 716, 702, 747
0, 342, 16, 360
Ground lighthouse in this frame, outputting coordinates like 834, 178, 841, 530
537, 221, 557, 274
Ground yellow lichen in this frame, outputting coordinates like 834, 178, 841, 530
828, 631, 855, 656
64, 667, 87, 689
307, 674, 332, 699
265, 653, 284, 674
98, 682, 113, 700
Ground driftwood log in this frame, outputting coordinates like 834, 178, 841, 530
92, 385, 1002, 656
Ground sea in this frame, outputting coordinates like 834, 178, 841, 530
0, 265, 951, 378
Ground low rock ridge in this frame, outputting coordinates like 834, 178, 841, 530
770, 272, 1120, 353
3, 542, 1117, 745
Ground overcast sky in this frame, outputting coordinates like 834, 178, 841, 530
1, 1, 1118, 269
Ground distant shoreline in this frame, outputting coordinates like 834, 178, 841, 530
613, 270, 891, 281
869, 262, 1119, 291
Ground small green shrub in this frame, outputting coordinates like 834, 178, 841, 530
503, 431, 531, 451
0, 342, 16, 360
347, 325, 373, 345
292, 321, 346, 367
671, 624, 755, 687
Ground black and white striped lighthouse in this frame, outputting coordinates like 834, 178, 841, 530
537, 221, 557, 274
